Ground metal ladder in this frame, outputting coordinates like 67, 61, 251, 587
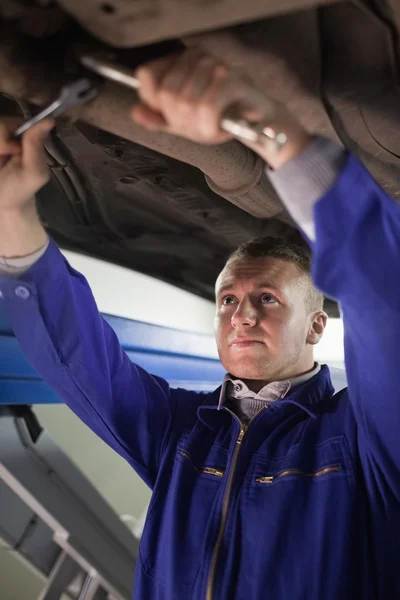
0, 406, 139, 600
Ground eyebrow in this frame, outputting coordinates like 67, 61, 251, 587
216, 281, 281, 296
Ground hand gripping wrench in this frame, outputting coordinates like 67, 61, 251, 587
80, 53, 288, 153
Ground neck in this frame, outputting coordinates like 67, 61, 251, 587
243, 361, 317, 394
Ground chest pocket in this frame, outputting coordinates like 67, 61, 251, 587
248, 435, 353, 489
241, 436, 355, 593
178, 448, 225, 478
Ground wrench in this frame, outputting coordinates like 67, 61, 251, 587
13, 78, 98, 138
80, 54, 288, 153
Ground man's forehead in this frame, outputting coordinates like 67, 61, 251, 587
216, 256, 296, 292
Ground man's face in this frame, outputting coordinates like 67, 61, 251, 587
214, 256, 320, 386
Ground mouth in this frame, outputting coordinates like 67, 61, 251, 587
230, 339, 265, 348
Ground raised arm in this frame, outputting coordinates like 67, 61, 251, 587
267, 138, 400, 495
299, 154, 400, 495
0, 118, 178, 488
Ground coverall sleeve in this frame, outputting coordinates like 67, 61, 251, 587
0, 240, 177, 488
309, 154, 400, 496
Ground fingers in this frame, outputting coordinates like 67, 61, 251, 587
0, 117, 55, 209
0, 140, 21, 157
190, 64, 236, 138
0, 156, 10, 170
21, 118, 54, 175
131, 103, 167, 131
159, 49, 208, 98
135, 49, 222, 130
157, 53, 221, 135
135, 53, 181, 111
0, 119, 22, 157
133, 50, 233, 141
180, 55, 218, 102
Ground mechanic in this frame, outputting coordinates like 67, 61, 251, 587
0, 49, 399, 600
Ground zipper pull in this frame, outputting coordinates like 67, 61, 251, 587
255, 476, 274, 484
236, 425, 247, 444
203, 467, 224, 478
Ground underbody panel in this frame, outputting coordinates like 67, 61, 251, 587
1, 1, 399, 316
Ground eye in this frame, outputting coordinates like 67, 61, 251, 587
261, 293, 278, 304
222, 295, 237, 305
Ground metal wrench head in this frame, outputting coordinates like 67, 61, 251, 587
51, 78, 98, 117
13, 78, 98, 138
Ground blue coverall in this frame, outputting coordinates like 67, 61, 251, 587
1, 152, 400, 599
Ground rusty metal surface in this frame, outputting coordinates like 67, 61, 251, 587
183, 13, 340, 142
319, 1, 400, 200
56, 0, 343, 47
75, 81, 284, 219
0, 1, 66, 36
0, 0, 32, 19
0, 24, 287, 221
38, 120, 291, 300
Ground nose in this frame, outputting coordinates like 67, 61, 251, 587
231, 299, 258, 328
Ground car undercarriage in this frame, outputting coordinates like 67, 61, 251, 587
1, 0, 400, 316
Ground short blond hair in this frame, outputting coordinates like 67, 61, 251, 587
226, 236, 324, 313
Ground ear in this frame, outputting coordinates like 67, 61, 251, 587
306, 311, 328, 346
